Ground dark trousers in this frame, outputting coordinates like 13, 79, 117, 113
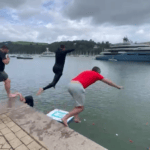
43, 65, 63, 90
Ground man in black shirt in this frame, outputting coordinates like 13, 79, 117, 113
0, 45, 14, 97
37, 45, 75, 95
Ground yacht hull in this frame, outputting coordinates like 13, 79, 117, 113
95, 53, 150, 62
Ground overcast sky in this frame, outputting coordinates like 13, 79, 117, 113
0, 0, 150, 44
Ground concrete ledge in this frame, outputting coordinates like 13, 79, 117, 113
0, 98, 107, 150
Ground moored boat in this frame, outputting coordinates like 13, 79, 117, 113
17, 55, 33, 59
40, 48, 55, 57
95, 37, 150, 62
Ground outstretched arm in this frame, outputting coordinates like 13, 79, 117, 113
16, 93, 26, 102
101, 78, 123, 89
64, 49, 75, 54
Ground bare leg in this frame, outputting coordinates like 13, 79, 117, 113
74, 114, 78, 118
4, 78, 10, 96
70, 108, 81, 123
62, 106, 84, 127
4, 79, 18, 98
74, 114, 81, 123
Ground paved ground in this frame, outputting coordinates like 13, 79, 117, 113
0, 98, 107, 150
0, 113, 47, 150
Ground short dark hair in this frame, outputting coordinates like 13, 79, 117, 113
92, 66, 101, 73
1, 45, 8, 49
60, 45, 65, 48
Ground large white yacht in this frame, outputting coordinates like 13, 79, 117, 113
40, 48, 55, 57
95, 37, 150, 61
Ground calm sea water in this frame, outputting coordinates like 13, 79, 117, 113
1, 56, 150, 150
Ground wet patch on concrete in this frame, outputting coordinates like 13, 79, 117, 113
60, 130, 75, 139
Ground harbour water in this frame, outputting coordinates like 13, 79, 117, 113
0, 56, 150, 150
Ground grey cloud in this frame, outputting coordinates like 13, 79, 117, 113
63, 0, 150, 25
0, 23, 150, 44
0, 0, 46, 9
0, 0, 46, 20
0, 0, 26, 9
18, 9, 41, 19
1, 7, 150, 44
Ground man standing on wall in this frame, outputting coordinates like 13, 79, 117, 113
0, 45, 15, 97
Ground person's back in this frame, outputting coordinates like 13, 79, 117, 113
72, 70, 104, 89
55, 48, 67, 67
54, 47, 74, 69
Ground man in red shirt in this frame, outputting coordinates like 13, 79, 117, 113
62, 66, 123, 127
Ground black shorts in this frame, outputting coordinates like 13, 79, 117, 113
0, 71, 8, 82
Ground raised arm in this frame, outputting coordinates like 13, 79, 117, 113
101, 78, 123, 89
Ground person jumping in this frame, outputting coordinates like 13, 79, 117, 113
62, 66, 123, 127
37, 45, 75, 95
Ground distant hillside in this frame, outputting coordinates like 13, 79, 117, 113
0, 40, 110, 55
12, 41, 48, 45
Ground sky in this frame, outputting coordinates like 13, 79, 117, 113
0, 0, 150, 44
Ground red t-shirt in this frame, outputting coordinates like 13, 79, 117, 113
72, 70, 104, 89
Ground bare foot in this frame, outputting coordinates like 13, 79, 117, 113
61, 118, 68, 127
74, 115, 81, 123
36, 88, 43, 95
8, 93, 18, 98
74, 118, 81, 123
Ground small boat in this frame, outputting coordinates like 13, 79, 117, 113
40, 48, 55, 57
10, 55, 16, 57
17, 55, 33, 59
